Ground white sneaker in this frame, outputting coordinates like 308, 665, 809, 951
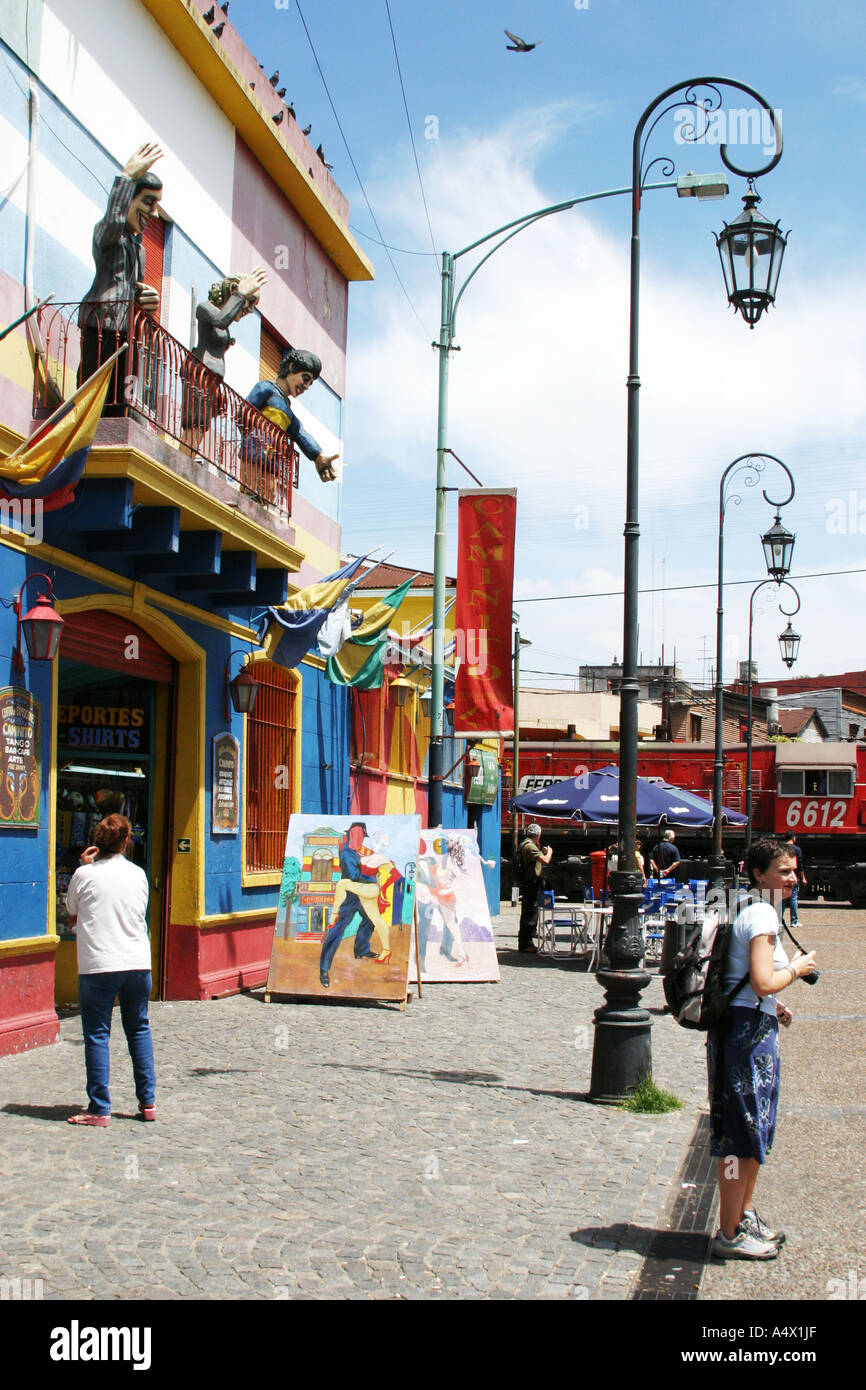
742, 1209, 786, 1245
711, 1223, 780, 1260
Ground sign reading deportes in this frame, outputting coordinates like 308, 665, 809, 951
454, 489, 516, 737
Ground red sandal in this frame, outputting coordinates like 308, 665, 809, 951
67, 1111, 110, 1127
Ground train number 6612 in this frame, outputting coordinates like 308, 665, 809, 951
785, 799, 847, 828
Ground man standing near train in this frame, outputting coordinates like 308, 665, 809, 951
781, 832, 807, 926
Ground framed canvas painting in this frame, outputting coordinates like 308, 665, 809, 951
410, 828, 500, 983
267, 814, 421, 1004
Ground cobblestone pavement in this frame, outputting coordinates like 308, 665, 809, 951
701, 904, 866, 1304
1, 906, 709, 1301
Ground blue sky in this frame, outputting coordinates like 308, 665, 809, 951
229, 0, 866, 689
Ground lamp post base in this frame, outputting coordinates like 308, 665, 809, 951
588, 868, 652, 1102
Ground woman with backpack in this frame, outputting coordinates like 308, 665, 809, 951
708, 837, 817, 1260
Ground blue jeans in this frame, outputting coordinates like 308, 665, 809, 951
78, 971, 155, 1116
782, 883, 799, 925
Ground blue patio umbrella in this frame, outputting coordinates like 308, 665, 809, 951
510, 764, 747, 827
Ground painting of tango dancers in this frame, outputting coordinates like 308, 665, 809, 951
410, 828, 500, 983
266, 814, 421, 1003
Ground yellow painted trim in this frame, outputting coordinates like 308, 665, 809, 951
302, 653, 326, 672
241, 662, 301, 887
200, 908, 277, 928
0, 936, 60, 958
55, 594, 207, 924
138, 0, 373, 283
0, 533, 259, 643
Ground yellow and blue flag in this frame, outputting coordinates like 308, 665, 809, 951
325, 577, 414, 689
260, 556, 366, 671
0, 355, 118, 512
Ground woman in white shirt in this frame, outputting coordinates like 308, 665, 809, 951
708, 838, 816, 1260
65, 814, 156, 1127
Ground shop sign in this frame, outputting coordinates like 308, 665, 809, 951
466, 746, 499, 806
212, 733, 240, 835
0, 686, 42, 828
58, 702, 148, 750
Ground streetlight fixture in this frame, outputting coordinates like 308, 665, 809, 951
428, 171, 729, 828
744, 580, 801, 855
710, 454, 795, 891
589, 79, 785, 1103
716, 183, 789, 328
224, 652, 260, 719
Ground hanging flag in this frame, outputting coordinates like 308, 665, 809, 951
454, 489, 517, 737
0, 353, 121, 512
326, 577, 415, 688
260, 556, 365, 671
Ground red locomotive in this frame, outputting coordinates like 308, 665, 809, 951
503, 739, 866, 905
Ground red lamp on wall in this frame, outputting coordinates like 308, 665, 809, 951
13, 574, 64, 672
224, 651, 260, 719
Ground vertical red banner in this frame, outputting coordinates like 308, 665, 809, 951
454, 489, 517, 737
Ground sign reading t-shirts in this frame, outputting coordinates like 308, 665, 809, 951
454, 489, 516, 738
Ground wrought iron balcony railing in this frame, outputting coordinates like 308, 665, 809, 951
32, 302, 298, 520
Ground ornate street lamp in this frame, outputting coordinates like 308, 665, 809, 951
716, 183, 789, 328
778, 617, 801, 668
761, 512, 796, 582
590, 79, 785, 1103
12, 574, 64, 672
710, 454, 795, 889
744, 580, 801, 855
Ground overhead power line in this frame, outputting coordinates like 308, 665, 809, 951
383, 0, 439, 276
514, 566, 866, 604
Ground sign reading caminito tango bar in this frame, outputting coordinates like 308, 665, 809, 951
453, 489, 516, 738
212, 732, 240, 834
0, 686, 41, 828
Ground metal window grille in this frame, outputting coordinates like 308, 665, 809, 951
245, 663, 298, 872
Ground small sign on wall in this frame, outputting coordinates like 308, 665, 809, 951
212, 732, 240, 835
0, 687, 41, 828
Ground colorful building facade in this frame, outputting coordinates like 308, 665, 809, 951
0, 0, 374, 1053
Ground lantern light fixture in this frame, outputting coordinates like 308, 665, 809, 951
778, 619, 801, 669
12, 573, 64, 672
761, 511, 796, 581
715, 182, 789, 329
224, 651, 260, 719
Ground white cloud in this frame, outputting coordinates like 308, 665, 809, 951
342, 103, 866, 690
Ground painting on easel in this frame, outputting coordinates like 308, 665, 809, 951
266, 814, 421, 1004
410, 828, 500, 983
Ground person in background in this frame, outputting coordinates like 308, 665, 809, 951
650, 829, 681, 879
64, 814, 155, 1127
781, 832, 806, 926
517, 823, 552, 953
708, 837, 816, 1260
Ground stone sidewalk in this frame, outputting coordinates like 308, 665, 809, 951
0, 904, 859, 1301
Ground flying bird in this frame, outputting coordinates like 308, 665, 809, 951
301, 123, 312, 136
213, 20, 225, 38
269, 70, 279, 87
504, 30, 540, 52
272, 110, 284, 125
203, 5, 216, 23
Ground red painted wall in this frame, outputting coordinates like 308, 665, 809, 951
0, 952, 59, 1057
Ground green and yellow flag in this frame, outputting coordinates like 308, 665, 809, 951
325, 577, 414, 689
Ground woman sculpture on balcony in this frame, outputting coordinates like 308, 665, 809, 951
180, 267, 268, 458
243, 349, 340, 484
78, 143, 164, 413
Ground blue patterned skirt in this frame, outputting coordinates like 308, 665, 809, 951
706, 1007, 780, 1162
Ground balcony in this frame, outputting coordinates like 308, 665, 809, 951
26, 302, 305, 609
33, 302, 298, 522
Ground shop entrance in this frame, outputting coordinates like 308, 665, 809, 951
54, 616, 175, 1006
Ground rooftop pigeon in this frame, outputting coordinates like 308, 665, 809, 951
504, 29, 540, 52
285, 102, 296, 119
222, 2, 229, 12
277, 87, 286, 98
269, 70, 279, 87
213, 20, 225, 38
302, 123, 312, 136
203, 5, 215, 22
273, 110, 284, 125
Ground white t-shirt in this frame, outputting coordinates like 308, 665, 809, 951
724, 900, 790, 1016
66, 855, 151, 975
